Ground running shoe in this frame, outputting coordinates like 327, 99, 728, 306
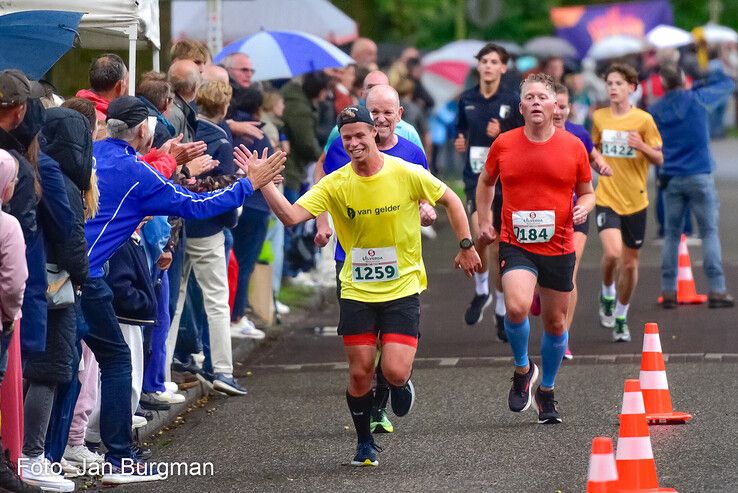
508, 362, 538, 412
598, 295, 616, 328
533, 386, 562, 424
661, 291, 677, 309
612, 317, 631, 342
563, 346, 573, 361
350, 439, 382, 467
708, 291, 735, 308
530, 293, 541, 316
464, 293, 492, 325
213, 374, 248, 396
370, 408, 394, 433
101, 457, 162, 484
390, 379, 415, 417
495, 314, 508, 343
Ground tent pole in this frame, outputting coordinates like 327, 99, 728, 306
153, 48, 161, 72
128, 23, 138, 95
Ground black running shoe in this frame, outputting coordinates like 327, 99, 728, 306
464, 293, 492, 325
390, 379, 415, 417
534, 386, 562, 424
0, 449, 43, 492
495, 314, 508, 342
508, 362, 538, 412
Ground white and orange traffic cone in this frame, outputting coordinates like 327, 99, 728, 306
658, 234, 707, 305
587, 437, 619, 493
615, 379, 676, 492
640, 323, 693, 425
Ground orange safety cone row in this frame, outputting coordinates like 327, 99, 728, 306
615, 380, 676, 492
657, 235, 707, 305
640, 323, 693, 425
587, 437, 619, 493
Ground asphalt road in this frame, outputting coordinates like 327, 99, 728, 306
105, 139, 738, 492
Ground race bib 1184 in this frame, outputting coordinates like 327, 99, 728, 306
511, 210, 555, 243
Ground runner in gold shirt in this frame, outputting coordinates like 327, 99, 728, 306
592, 63, 663, 343
255, 105, 481, 467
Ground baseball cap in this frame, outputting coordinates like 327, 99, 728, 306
106, 96, 149, 128
0, 70, 44, 107
336, 105, 374, 129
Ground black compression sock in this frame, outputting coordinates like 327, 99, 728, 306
346, 390, 373, 441
374, 365, 390, 410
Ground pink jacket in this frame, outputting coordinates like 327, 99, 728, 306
0, 211, 27, 324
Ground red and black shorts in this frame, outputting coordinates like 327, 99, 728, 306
338, 294, 420, 348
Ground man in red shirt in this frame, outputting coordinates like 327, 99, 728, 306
476, 73, 594, 424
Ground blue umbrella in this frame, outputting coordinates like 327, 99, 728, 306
0, 10, 83, 80
214, 30, 355, 82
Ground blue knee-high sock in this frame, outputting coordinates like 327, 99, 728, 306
504, 316, 530, 367
540, 332, 569, 389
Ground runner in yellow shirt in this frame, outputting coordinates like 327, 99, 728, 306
592, 63, 663, 342
255, 105, 481, 467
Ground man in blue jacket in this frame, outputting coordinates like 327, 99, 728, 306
83, 96, 284, 483
649, 64, 735, 309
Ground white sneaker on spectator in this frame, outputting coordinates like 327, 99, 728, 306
64, 444, 105, 469
149, 390, 185, 404
192, 352, 205, 368
275, 300, 291, 315
60, 457, 83, 478
132, 415, 148, 430
163, 381, 178, 393
231, 318, 266, 339
290, 271, 319, 287
20, 455, 75, 492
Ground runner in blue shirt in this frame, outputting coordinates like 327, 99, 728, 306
454, 43, 524, 340
552, 83, 611, 360
315, 85, 433, 436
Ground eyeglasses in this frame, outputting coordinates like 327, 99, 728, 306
231, 67, 255, 74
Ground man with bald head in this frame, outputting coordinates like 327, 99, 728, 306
316, 85, 432, 435
168, 59, 202, 142
351, 38, 378, 71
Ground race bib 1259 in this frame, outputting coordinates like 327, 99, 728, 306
351, 247, 399, 282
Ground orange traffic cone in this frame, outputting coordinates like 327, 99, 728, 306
615, 380, 676, 492
640, 323, 693, 425
658, 235, 707, 305
587, 437, 619, 493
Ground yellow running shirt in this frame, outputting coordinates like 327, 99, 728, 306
592, 107, 662, 215
297, 154, 446, 303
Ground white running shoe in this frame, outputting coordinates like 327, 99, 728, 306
231, 318, 266, 339
275, 300, 291, 315
19, 455, 76, 492
132, 415, 148, 430
63, 444, 105, 469
59, 457, 83, 479
163, 381, 178, 393
147, 390, 185, 404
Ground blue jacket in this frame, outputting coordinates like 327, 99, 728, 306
105, 234, 157, 326
649, 69, 736, 177
86, 138, 254, 278
185, 118, 239, 238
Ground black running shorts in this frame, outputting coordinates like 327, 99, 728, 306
338, 294, 421, 339
498, 242, 575, 292
595, 206, 647, 249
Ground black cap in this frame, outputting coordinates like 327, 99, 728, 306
106, 96, 149, 128
336, 105, 374, 130
0, 70, 44, 107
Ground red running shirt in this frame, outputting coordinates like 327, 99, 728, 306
484, 127, 591, 256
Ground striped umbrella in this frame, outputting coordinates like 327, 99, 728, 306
214, 30, 354, 81
420, 40, 486, 105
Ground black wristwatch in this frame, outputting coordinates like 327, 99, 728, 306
459, 238, 474, 250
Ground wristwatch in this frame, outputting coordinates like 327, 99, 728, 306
459, 238, 474, 250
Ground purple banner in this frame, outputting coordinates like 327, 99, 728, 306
550, 0, 673, 59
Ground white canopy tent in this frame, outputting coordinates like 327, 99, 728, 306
0, 0, 160, 93
172, 0, 357, 55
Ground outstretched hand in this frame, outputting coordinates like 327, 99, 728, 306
234, 145, 286, 190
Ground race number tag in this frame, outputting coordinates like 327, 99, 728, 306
351, 247, 400, 282
469, 146, 489, 174
601, 129, 636, 158
512, 210, 555, 243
